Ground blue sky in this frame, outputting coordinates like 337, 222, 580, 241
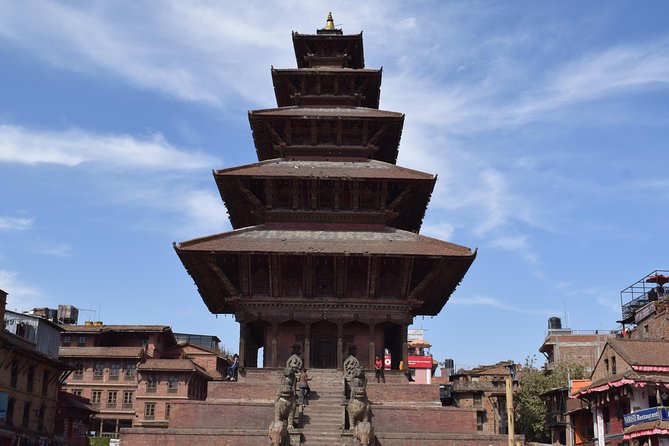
1, 1, 668, 370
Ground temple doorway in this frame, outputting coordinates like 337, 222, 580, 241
311, 320, 337, 368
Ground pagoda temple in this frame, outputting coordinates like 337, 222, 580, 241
174, 13, 476, 372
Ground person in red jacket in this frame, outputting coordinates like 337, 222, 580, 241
374, 354, 385, 383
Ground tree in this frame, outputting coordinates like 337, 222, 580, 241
514, 356, 587, 442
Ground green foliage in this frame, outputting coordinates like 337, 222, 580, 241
514, 356, 588, 442
88, 437, 110, 446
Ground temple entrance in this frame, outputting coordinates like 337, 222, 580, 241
381, 322, 402, 370
311, 320, 337, 368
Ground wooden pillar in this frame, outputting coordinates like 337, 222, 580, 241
401, 323, 408, 371
238, 321, 247, 368
337, 324, 344, 370
368, 324, 376, 366
271, 322, 278, 368
304, 323, 311, 369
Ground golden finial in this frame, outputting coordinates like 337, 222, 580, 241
324, 12, 335, 30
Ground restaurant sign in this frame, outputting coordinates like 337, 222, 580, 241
408, 355, 433, 369
623, 407, 669, 428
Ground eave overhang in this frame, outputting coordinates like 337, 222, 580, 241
248, 106, 404, 163
292, 32, 364, 69
271, 68, 381, 108
175, 226, 475, 316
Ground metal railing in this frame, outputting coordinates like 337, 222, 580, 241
621, 270, 669, 321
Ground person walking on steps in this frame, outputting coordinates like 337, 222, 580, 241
299, 368, 312, 405
375, 354, 385, 383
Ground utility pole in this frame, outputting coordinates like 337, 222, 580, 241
506, 363, 516, 446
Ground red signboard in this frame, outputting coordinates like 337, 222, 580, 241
408, 355, 433, 369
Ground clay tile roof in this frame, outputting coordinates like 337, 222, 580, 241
60, 324, 171, 333
59, 346, 144, 358
215, 159, 434, 181
138, 359, 208, 377
249, 106, 403, 119
609, 339, 669, 367
177, 226, 474, 257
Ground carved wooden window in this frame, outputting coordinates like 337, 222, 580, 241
360, 183, 378, 210
281, 256, 303, 297
315, 259, 334, 297
378, 258, 401, 299
319, 180, 334, 209
347, 258, 368, 299
276, 179, 292, 208
252, 268, 269, 297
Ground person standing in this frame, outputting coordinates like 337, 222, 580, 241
299, 368, 312, 405
374, 354, 385, 383
227, 354, 239, 381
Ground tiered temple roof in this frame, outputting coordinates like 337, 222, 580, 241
175, 14, 475, 369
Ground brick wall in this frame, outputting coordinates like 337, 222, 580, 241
372, 405, 478, 434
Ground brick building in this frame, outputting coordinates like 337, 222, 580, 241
58, 323, 229, 439
540, 317, 616, 373
446, 361, 518, 435
0, 290, 71, 446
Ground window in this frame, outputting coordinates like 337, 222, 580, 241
6, 399, 14, 421
473, 392, 483, 406
41, 371, 49, 397
107, 391, 117, 408
93, 362, 104, 380
476, 411, 485, 431
91, 390, 102, 405
37, 406, 45, 433
147, 376, 157, 392
71, 389, 82, 397
168, 376, 178, 392
125, 363, 136, 379
144, 403, 156, 419
123, 391, 134, 408
62, 335, 71, 346
165, 403, 171, 419
10, 362, 18, 388
26, 367, 35, 393
109, 363, 120, 380
605, 359, 610, 375
78, 336, 86, 346
644, 324, 650, 339
21, 402, 30, 428
611, 357, 617, 375
73, 362, 84, 379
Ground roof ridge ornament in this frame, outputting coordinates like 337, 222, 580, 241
324, 12, 335, 30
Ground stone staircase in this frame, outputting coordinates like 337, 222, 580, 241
300, 369, 346, 445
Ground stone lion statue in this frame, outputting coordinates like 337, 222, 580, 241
274, 384, 296, 425
347, 386, 371, 430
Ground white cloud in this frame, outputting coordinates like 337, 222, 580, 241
489, 234, 538, 264
0, 124, 218, 170
0, 270, 42, 311
31, 242, 72, 258
0, 216, 33, 231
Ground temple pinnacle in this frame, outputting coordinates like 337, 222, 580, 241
324, 12, 335, 30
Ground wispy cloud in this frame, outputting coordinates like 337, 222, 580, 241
489, 234, 538, 264
0, 124, 218, 169
0, 270, 42, 310
31, 242, 72, 257
451, 294, 555, 316
0, 215, 33, 231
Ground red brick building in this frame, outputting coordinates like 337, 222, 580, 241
0, 290, 71, 446
59, 323, 228, 439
